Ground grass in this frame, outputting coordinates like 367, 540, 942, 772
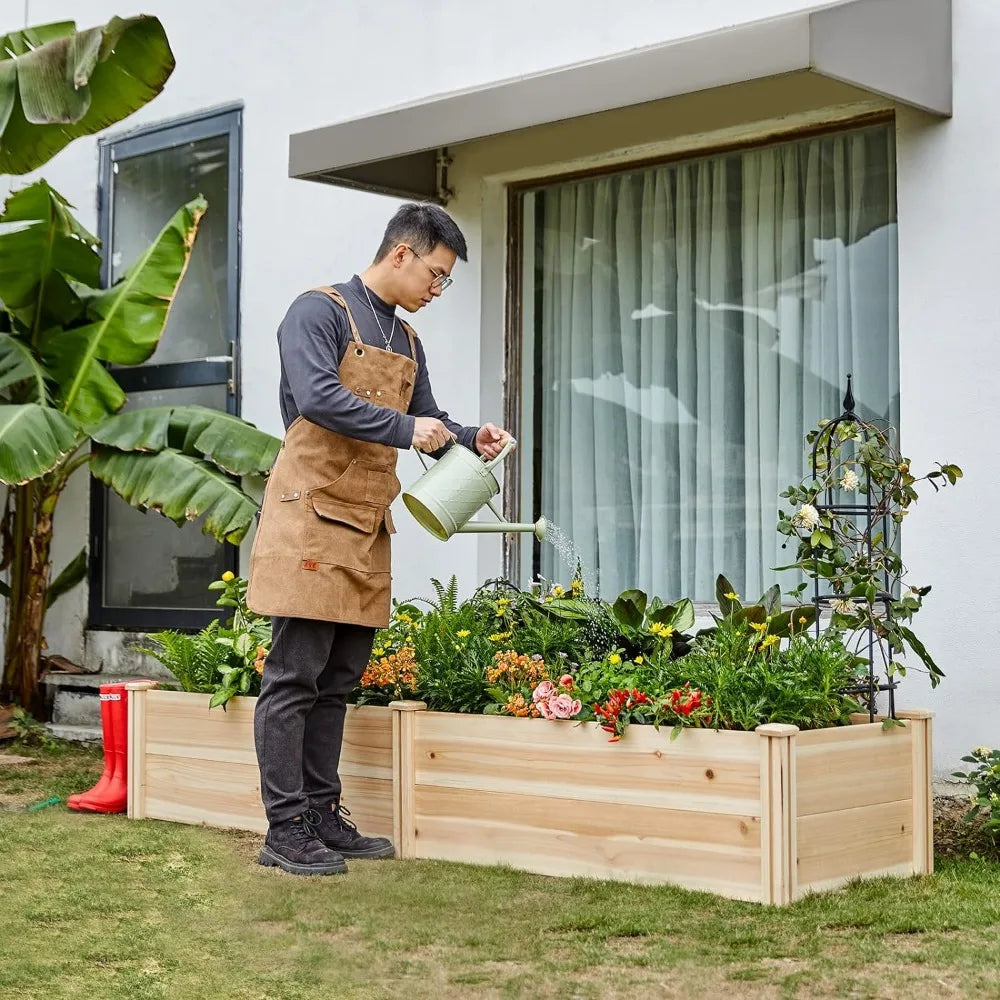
3, 743, 1000, 1000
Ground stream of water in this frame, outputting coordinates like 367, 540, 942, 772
540, 520, 599, 597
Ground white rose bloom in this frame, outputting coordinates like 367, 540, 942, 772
793, 503, 820, 531
840, 469, 860, 492
830, 598, 857, 615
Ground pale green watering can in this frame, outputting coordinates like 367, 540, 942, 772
402, 438, 547, 541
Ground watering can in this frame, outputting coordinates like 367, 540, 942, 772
402, 438, 547, 541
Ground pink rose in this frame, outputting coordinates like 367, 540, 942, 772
532, 680, 556, 703
571, 699, 582, 716
536, 698, 556, 719
558, 674, 575, 689
550, 693, 576, 719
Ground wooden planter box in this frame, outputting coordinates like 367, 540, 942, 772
126, 685, 394, 839
127, 685, 932, 905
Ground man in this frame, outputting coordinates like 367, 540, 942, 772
247, 203, 511, 876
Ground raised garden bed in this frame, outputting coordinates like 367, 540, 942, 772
127, 684, 932, 904
125, 684, 394, 840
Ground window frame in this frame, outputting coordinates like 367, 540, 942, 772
501, 109, 896, 594
89, 104, 243, 631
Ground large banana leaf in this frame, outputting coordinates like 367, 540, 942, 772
0, 181, 99, 332
0, 16, 175, 175
0, 333, 49, 402
0, 403, 80, 484
92, 404, 280, 476
56, 196, 206, 426
91, 446, 260, 544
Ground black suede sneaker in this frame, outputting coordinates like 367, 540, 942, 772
311, 803, 395, 859
259, 808, 348, 875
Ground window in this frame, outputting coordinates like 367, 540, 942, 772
511, 119, 898, 603
90, 106, 242, 629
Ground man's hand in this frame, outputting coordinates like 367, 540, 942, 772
475, 423, 514, 461
412, 417, 454, 453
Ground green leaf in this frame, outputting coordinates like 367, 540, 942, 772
670, 724, 683, 742
0, 333, 49, 402
0, 17, 176, 174
57, 197, 206, 424
715, 575, 740, 615
896, 625, 945, 686
0, 403, 79, 484
208, 686, 236, 710
759, 585, 781, 615
612, 590, 646, 630
44, 546, 87, 610
0, 180, 99, 333
90, 446, 261, 544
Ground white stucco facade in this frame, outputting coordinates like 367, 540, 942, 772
6, 0, 994, 775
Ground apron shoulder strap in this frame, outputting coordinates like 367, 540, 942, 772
398, 318, 419, 361
310, 286, 363, 345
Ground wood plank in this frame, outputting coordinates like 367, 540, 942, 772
143, 754, 394, 837
797, 799, 913, 888
796, 730, 912, 816
414, 784, 761, 849
414, 714, 761, 815
795, 861, 916, 899
414, 807, 762, 899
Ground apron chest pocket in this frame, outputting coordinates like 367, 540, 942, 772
305, 499, 387, 573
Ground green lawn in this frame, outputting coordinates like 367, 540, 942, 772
2, 743, 999, 1000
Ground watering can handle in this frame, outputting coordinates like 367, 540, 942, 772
414, 436, 517, 472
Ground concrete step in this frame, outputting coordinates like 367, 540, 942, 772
47, 723, 102, 744
44, 673, 170, 728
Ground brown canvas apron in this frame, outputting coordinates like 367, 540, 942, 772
247, 287, 418, 627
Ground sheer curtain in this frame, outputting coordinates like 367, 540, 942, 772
534, 124, 898, 601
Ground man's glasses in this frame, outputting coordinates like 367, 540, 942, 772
403, 245, 453, 291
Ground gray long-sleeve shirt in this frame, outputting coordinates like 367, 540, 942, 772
276, 275, 479, 457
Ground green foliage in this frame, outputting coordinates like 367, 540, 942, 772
665, 616, 865, 732
954, 747, 1000, 857
0, 17, 176, 175
137, 621, 230, 695
139, 574, 271, 709
0, 16, 281, 708
9, 706, 58, 748
777, 418, 961, 687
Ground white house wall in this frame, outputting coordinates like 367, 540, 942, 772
7, 0, 994, 776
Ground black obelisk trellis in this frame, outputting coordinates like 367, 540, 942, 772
810, 375, 898, 721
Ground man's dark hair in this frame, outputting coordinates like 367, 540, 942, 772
374, 203, 468, 263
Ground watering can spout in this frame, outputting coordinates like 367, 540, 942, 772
456, 515, 547, 541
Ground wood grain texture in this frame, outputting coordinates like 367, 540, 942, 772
131, 691, 394, 837
410, 712, 764, 898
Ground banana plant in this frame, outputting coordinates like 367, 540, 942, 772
0, 17, 280, 710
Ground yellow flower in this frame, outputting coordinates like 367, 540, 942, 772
544, 596, 553, 603
489, 631, 512, 643
571, 579, 584, 596
221, 571, 235, 583
798, 616, 807, 624
724, 591, 740, 601
759, 635, 780, 650
552, 585, 565, 598
372, 647, 385, 658
608, 653, 621, 665
749, 621, 768, 633
456, 630, 470, 639
649, 622, 674, 638
634, 656, 644, 665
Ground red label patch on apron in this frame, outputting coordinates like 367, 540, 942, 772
301, 559, 319, 571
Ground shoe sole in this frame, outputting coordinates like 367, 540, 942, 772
332, 843, 396, 860
258, 845, 347, 875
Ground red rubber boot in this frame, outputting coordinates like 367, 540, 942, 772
69, 684, 128, 814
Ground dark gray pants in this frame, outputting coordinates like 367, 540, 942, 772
253, 616, 375, 825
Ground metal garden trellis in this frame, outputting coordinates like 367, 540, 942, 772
810, 374, 898, 722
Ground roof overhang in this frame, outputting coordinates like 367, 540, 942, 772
289, 0, 951, 202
